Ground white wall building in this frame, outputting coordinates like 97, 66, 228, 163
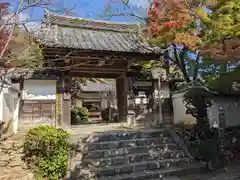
0, 81, 20, 135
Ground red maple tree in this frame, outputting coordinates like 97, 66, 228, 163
148, 0, 191, 37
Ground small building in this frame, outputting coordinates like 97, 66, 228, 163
171, 85, 240, 128
74, 79, 116, 122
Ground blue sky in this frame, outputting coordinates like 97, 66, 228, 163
9, 0, 150, 24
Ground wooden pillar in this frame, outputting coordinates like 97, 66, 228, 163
116, 73, 128, 121
56, 72, 71, 127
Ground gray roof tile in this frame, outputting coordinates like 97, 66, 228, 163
81, 81, 115, 92
35, 10, 162, 54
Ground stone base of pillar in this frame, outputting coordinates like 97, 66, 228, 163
127, 110, 136, 127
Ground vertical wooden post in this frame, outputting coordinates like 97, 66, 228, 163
56, 72, 71, 127
56, 75, 63, 127
116, 73, 128, 121
63, 73, 71, 126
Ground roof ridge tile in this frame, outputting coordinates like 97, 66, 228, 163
44, 9, 141, 33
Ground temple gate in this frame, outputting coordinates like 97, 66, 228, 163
31, 10, 163, 127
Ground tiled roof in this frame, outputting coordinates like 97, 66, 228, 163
35, 10, 161, 54
81, 80, 115, 92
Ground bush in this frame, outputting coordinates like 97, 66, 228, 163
23, 125, 70, 180
71, 107, 89, 124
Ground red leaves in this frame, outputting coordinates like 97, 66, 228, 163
4, 62, 17, 68
163, 21, 181, 29
200, 39, 240, 62
0, 2, 10, 16
0, 30, 9, 55
153, 0, 160, 8
148, 0, 191, 37
0, 2, 9, 9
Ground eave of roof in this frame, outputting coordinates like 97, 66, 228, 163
34, 10, 162, 55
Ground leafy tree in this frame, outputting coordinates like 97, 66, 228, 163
148, 0, 240, 129
200, 0, 240, 62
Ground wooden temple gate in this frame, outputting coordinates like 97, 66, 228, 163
32, 10, 163, 127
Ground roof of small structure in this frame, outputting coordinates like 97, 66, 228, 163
81, 80, 115, 92
35, 10, 161, 54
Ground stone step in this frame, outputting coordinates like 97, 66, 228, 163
96, 163, 205, 180
83, 150, 186, 167
85, 129, 169, 143
93, 158, 194, 177
85, 143, 179, 159
155, 177, 181, 180
86, 137, 174, 151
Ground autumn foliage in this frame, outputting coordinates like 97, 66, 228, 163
200, 0, 240, 62
148, 0, 202, 51
148, 0, 191, 37
148, 0, 240, 62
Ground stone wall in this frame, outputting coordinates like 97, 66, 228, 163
0, 136, 34, 180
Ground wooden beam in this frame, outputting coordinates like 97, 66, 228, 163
70, 71, 120, 78
44, 54, 128, 62
71, 65, 126, 71
70, 60, 127, 67
42, 47, 162, 61
71, 69, 125, 74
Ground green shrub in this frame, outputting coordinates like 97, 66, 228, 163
23, 125, 70, 180
71, 107, 89, 124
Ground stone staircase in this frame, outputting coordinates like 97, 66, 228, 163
69, 128, 205, 180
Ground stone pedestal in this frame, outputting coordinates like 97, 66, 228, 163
127, 110, 136, 126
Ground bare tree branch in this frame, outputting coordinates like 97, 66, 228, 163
0, 0, 24, 61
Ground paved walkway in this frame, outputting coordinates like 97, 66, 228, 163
181, 165, 240, 180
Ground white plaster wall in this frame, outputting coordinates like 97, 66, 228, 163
0, 89, 19, 134
13, 98, 20, 134
3, 94, 13, 122
0, 92, 3, 122
23, 80, 56, 100
172, 92, 196, 124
